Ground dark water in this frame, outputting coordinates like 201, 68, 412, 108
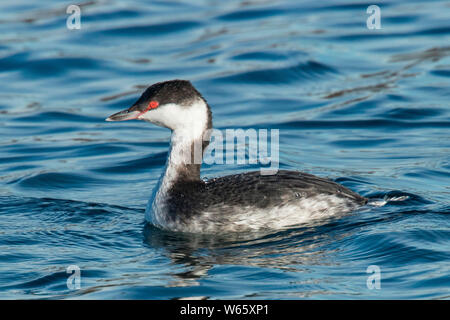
0, 0, 449, 299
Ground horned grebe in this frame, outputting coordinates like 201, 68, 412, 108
106, 80, 367, 233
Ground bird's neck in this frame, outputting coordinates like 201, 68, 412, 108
147, 130, 207, 227
162, 117, 212, 188
163, 132, 204, 184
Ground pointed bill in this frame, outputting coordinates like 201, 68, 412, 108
105, 109, 141, 121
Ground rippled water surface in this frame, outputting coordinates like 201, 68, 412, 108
0, 0, 449, 299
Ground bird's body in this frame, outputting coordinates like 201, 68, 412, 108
107, 80, 367, 233
148, 170, 366, 233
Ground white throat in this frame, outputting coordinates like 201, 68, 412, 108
146, 99, 210, 182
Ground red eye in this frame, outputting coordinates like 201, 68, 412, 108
139, 101, 159, 116
149, 101, 159, 109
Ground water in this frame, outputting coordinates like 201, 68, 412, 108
0, 0, 449, 299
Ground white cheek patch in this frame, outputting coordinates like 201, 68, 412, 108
139, 100, 208, 137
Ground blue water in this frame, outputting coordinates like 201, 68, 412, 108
0, 0, 449, 299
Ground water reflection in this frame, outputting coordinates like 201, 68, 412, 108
142, 219, 354, 287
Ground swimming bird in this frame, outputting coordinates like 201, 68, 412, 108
106, 80, 367, 233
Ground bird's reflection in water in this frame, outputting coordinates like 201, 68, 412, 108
142, 215, 357, 288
